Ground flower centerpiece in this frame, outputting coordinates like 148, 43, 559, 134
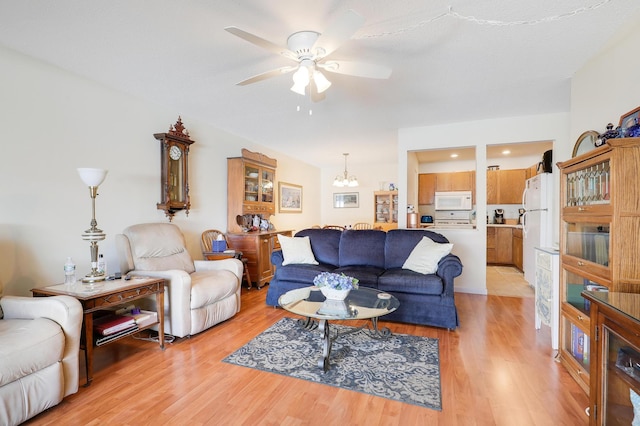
313, 272, 359, 301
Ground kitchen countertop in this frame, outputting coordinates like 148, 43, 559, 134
487, 223, 523, 229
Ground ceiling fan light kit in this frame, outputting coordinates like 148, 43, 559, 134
225, 9, 391, 101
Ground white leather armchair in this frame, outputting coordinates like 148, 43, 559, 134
0, 295, 82, 426
116, 223, 242, 338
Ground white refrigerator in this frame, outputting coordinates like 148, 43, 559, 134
522, 173, 553, 286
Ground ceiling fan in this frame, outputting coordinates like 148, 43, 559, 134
225, 9, 392, 102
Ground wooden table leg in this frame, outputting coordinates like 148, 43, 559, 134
156, 289, 165, 350
83, 311, 94, 386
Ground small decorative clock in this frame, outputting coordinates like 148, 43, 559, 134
154, 116, 195, 221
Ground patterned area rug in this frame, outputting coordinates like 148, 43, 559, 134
223, 317, 441, 410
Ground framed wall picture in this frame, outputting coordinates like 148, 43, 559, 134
334, 192, 359, 208
278, 182, 302, 213
619, 106, 640, 135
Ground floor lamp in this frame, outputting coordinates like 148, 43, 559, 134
77, 168, 108, 283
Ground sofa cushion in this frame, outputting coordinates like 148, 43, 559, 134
402, 236, 454, 274
385, 229, 451, 269
333, 265, 385, 288
378, 269, 444, 295
0, 318, 64, 387
189, 270, 238, 309
295, 229, 342, 266
124, 223, 196, 274
338, 230, 386, 268
272, 262, 337, 284
277, 235, 319, 266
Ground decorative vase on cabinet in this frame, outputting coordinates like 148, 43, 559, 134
557, 137, 640, 395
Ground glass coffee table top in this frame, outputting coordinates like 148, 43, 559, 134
278, 286, 399, 320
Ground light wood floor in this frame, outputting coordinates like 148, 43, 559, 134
26, 286, 588, 426
486, 266, 534, 298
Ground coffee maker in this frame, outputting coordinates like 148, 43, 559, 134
494, 209, 505, 224
518, 208, 525, 225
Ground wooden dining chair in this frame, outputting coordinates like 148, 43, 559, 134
201, 229, 252, 289
322, 225, 345, 231
353, 222, 373, 230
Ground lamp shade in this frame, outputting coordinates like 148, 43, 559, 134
77, 168, 108, 187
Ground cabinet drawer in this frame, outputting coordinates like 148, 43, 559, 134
513, 228, 522, 238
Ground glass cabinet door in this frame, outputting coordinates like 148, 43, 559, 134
561, 316, 590, 372
563, 269, 609, 314
602, 323, 640, 425
564, 221, 610, 267
261, 169, 274, 203
244, 164, 259, 203
565, 159, 610, 207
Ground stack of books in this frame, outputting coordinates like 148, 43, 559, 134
93, 314, 138, 346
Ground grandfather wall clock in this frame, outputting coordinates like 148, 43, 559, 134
154, 116, 194, 221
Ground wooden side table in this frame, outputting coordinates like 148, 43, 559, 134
203, 250, 253, 289
32, 277, 165, 386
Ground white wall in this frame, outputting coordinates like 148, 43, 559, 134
398, 113, 569, 294
570, 16, 640, 141
320, 162, 397, 227
0, 45, 321, 296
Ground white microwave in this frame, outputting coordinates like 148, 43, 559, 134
434, 191, 473, 211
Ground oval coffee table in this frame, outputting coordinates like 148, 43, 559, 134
279, 286, 400, 372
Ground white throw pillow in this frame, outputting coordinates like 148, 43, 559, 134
402, 236, 453, 274
278, 235, 319, 266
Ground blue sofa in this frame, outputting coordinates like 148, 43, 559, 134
266, 228, 463, 329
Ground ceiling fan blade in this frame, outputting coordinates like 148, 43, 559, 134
312, 9, 365, 59
236, 66, 298, 86
318, 60, 392, 79
309, 79, 326, 103
225, 26, 297, 61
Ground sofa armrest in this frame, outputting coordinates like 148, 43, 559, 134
194, 258, 243, 280
1, 295, 83, 397
271, 249, 284, 268
436, 254, 463, 297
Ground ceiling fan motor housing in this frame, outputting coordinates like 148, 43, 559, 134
287, 31, 321, 59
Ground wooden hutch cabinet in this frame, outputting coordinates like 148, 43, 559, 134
373, 190, 398, 231
226, 231, 291, 289
583, 292, 640, 425
227, 148, 277, 228
557, 138, 640, 395
227, 149, 292, 288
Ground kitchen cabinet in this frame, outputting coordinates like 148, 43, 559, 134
418, 171, 475, 205
512, 227, 523, 271
557, 137, 640, 395
583, 292, 640, 425
486, 226, 513, 265
374, 191, 398, 231
227, 230, 292, 288
227, 149, 277, 233
487, 168, 527, 204
436, 171, 475, 192
418, 174, 436, 205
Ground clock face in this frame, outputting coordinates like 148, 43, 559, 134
169, 145, 182, 160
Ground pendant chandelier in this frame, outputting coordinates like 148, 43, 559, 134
333, 153, 358, 187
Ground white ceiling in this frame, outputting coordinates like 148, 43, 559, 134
1, 1, 638, 169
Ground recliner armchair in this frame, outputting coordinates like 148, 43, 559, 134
116, 223, 242, 338
0, 295, 82, 426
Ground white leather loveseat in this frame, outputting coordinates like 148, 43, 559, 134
116, 223, 243, 338
0, 295, 82, 426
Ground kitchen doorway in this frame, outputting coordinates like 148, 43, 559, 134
486, 265, 533, 298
